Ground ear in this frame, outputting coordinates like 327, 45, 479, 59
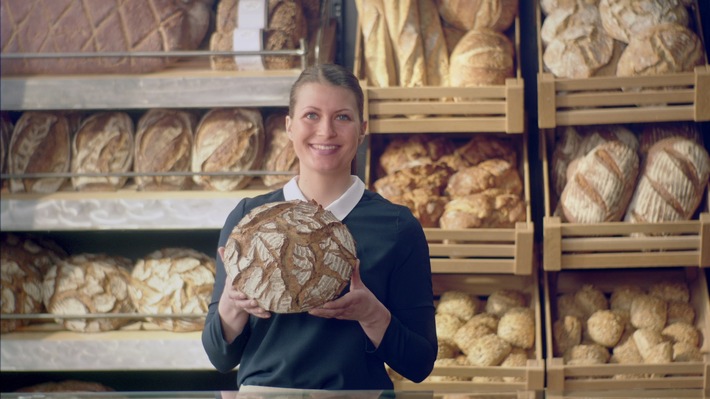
358, 120, 368, 145
285, 115, 293, 140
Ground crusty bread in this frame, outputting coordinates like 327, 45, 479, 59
587, 310, 625, 348
630, 295, 667, 332
540, 0, 599, 16
261, 112, 298, 189
1, 0, 210, 75
8, 112, 72, 193
624, 137, 710, 224
355, 0, 397, 87
71, 112, 134, 192
486, 289, 527, 317
451, 134, 518, 168
439, 192, 526, 229
574, 284, 608, 318
446, 159, 523, 198
192, 108, 265, 191
553, 315, 582, 356
437, 291, 480, 321
134, 109, 197, 191
639, 122, 703, 158
450, 28, 515, 87
560, 140, 639, 223
378, 135, 455, 176
418, 0, 449, 87
564, 343, 609, 365
465, 333, 512, 366
383, 0, 426, 87
223, 200, 357, 313
599, 0, 689, 44
373, 162, 453, 199
550, 127, 584, 199
0, 234, 46, 333
437, 312, 465, 342
540, 2, 602, 46
543, 22, 614, 78
436, 0, 518, 32
497, 307, 535, 349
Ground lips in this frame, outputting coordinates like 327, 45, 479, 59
310, 144, 339, 151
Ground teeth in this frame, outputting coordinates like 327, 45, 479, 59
312, 144, 337, 150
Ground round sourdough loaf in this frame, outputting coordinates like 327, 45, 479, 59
599, 0, 689, 43
261, 112, 298, 189
449, 28, 515, 87
223, 200, 357, 313
0, 236, 45, 334
436, 0, 518, 32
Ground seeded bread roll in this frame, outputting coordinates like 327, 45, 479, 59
134, 109, 197, 191
624, 138, 710, 224
610, 284, 644, 312
43, 253, 135, 332
662, 322, 700, 347
498, 307, 535, 349
501, 348, 528, 382
71, 112, 134, 191
450, 28, 515, 87
630, 295, 667, 331
557, 293, 586, 320
446, 159, 523, 198
643, 341, 673, 365
261, 112, 298, 189
599, 0, 689, 44
587, 310, 625, 348
192, 108, 265, 191
467, 312, 500, 331
437, 312, 465, 343
437, 340, 460, 359
453, 321, 495, 353
223, 200, 357, 313
611, 334, 643, 365
560, 140, 639, 223
633, 328, 665, 359
649, 281, 690, 303
667, 301, 695, 325
486, 289, 526, 317
554, 315, 583, 356
574, 284, 609, 318
8, 112, 72, 193
436, 0, 518, 32
465, 333, 512, 366
673, 342, 703, 362
437, 291, 480, 321
564, 344, 609, 365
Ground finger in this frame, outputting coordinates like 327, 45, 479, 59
350, 260, 362, 289
218, 246, 226, 262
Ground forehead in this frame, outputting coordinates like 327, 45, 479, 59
293, 82, 357, 110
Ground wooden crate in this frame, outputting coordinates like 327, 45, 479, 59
535, 1, 710, 129
354, 16, 524, 134
544, 267, 710, 396
365, 132, 534, 275
540, 129, 710, 271
392, 273, 545, 393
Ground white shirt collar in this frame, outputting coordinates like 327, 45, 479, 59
283, 176, 365, 221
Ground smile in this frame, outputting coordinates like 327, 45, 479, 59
311, 144, 338, 150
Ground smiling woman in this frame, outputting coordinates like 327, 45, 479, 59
201, 64, 437, 391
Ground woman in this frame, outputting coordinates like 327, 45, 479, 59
202, 63, 437, 390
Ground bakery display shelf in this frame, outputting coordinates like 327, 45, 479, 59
536, 1, 710, 129
543, 267, 710, 396
0, 183, 271, 231
392, 273, 545, 393
0, 322, 212, 372
540, 130, 710, 271
0, 59, 301, 110
354, 15, 524, 134
546, 389, 707, 399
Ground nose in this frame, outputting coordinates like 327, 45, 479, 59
316, 119, 337, 138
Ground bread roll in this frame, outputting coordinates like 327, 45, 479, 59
0, 113, 12, 175
452, 134, 519, 168
574, 284, 608, 318
673, 342, 703, 362
436, 0, 518, 32
223, 200, 357, 313
466, 312, 500, 331
497, 307, 535, 349
564, 344, 609, 365
610, 284, 644, 312
378, 135, 455, 176
543, 21, 614, 78
649, 281, 690, 303
587, 310, 625, 348
486, 289, 526, 316
501, 348, 528, 382
667, 301, 695, 325
373, 163, 453, 199
8, 112, 72, 193
71, 112, 134, 191
192, 108, 265, 191
453, 320, 494, 353
437, 340, 460, 359
616, 23, 704, 78
630, 295, 667, 331
611, 334, 644, 365
560, 140, 639, 223
661, 322, 700, 347
43, 253, 135, 332
624, 138, 710, 224
599, 0, 689, 44
129, 248, 216, 332
446, 159, 523, 198
387, 188, 449, 227
465, 333, 512, 366
439, 192, 526, 229
383, 0, 426, 87
450, 28, 515, 87
355, 0, 397, 87
261, 112, 298, 189
134, 109, 196, 191
437, 312, 465, 342
437, 290, 480, 321
553, 315, 582, 356
556, 293, 586, 320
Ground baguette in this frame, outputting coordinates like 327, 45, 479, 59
383, 0, 427, 87
355, 0, 397, 87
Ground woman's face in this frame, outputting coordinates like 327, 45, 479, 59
286, 82, 366, 178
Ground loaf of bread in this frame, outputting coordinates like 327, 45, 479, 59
439, 192, 526, 229
543, 21, 614, 78
639, 122, 703, 158
445, 159, 523, 198
452, 134, 518, 168
379, 135, 455, 176
192, 108, 265, 191
355, 0, 397, 87
383, 0, 426, 87
540, 0, 599, 16
442, 22, 466, 56
0, 113, 11, 176
599, 0, 689, 43
261, 112, 298, 188
134, 109, 197, 191
373, 163, 453, 199
560, 140, 639, 223
223, 200, 357, 313
540, 2, 602, 46
43, 253, 136, 332
624, 137, 710, 224
550, 126, 584, 198
436, 0, 518, 32
418, 0, 449, 87
616, 23, 705, 78
450, 28, 515, 87
0, 235, 45, 334
574, 124, 639, 160
387, 188, 449, 227
71, 112, 134, 192
129, 248, 215, 332
1, 0, 210, 75
8, 112, 72, 193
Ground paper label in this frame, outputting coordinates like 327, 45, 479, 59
232, 28, 264, 71
237, 0, 268, 29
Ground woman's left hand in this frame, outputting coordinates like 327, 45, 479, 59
308, 261, 391, 347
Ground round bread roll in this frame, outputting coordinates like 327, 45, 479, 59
643, 341, 673, 364
223, 200, 357, 313
428, 358, 470, 382
453, 320, 494, 353
497, 307, 535, 349
17, 380, 114, 393
437, 290, 480, 321
501, 348, 528, 382
465, 333, 512, 366
564, 344, 609, 365
388, 188, 449, 228
446, 159, 523, 198
632, 328, 665, 360
574, 284, 608, 318
134, 109, 197, 191
587, 309, 625, 348
661, 322, 700, 347
610, 284, 644, 312
673, 342, 703, 362
0, 112, 12, 176
8, 111, 72, 193
437, 340, 460, 360
438, 192, 527, 229
453, 134, 519, 169
71, 112, 134, 191
667, 301, 695, 325
192, 108, 265, 191
648, 281, 690, 303
611, 334, 643, 364
378, 135, 455, 176
616, 23, 704, 78
467, 312, 500, 331
486, 289, 526, 316
43, 253, 135, 332
599, 0, 689, 43
630, 294, 667, 331
261, 112, 298, 189
129, 248, 216, 332
554, 315, 582, 356
449, 28, 515, 87
556, 293, 586, 320
436, 312, 465, 342
436, 0, 518, 32
373, 163, 453, 200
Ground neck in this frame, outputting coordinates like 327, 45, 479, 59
297, 172, 353, 208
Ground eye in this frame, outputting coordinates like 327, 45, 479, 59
335, 114, 352, 121
305, 112, 318, 120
